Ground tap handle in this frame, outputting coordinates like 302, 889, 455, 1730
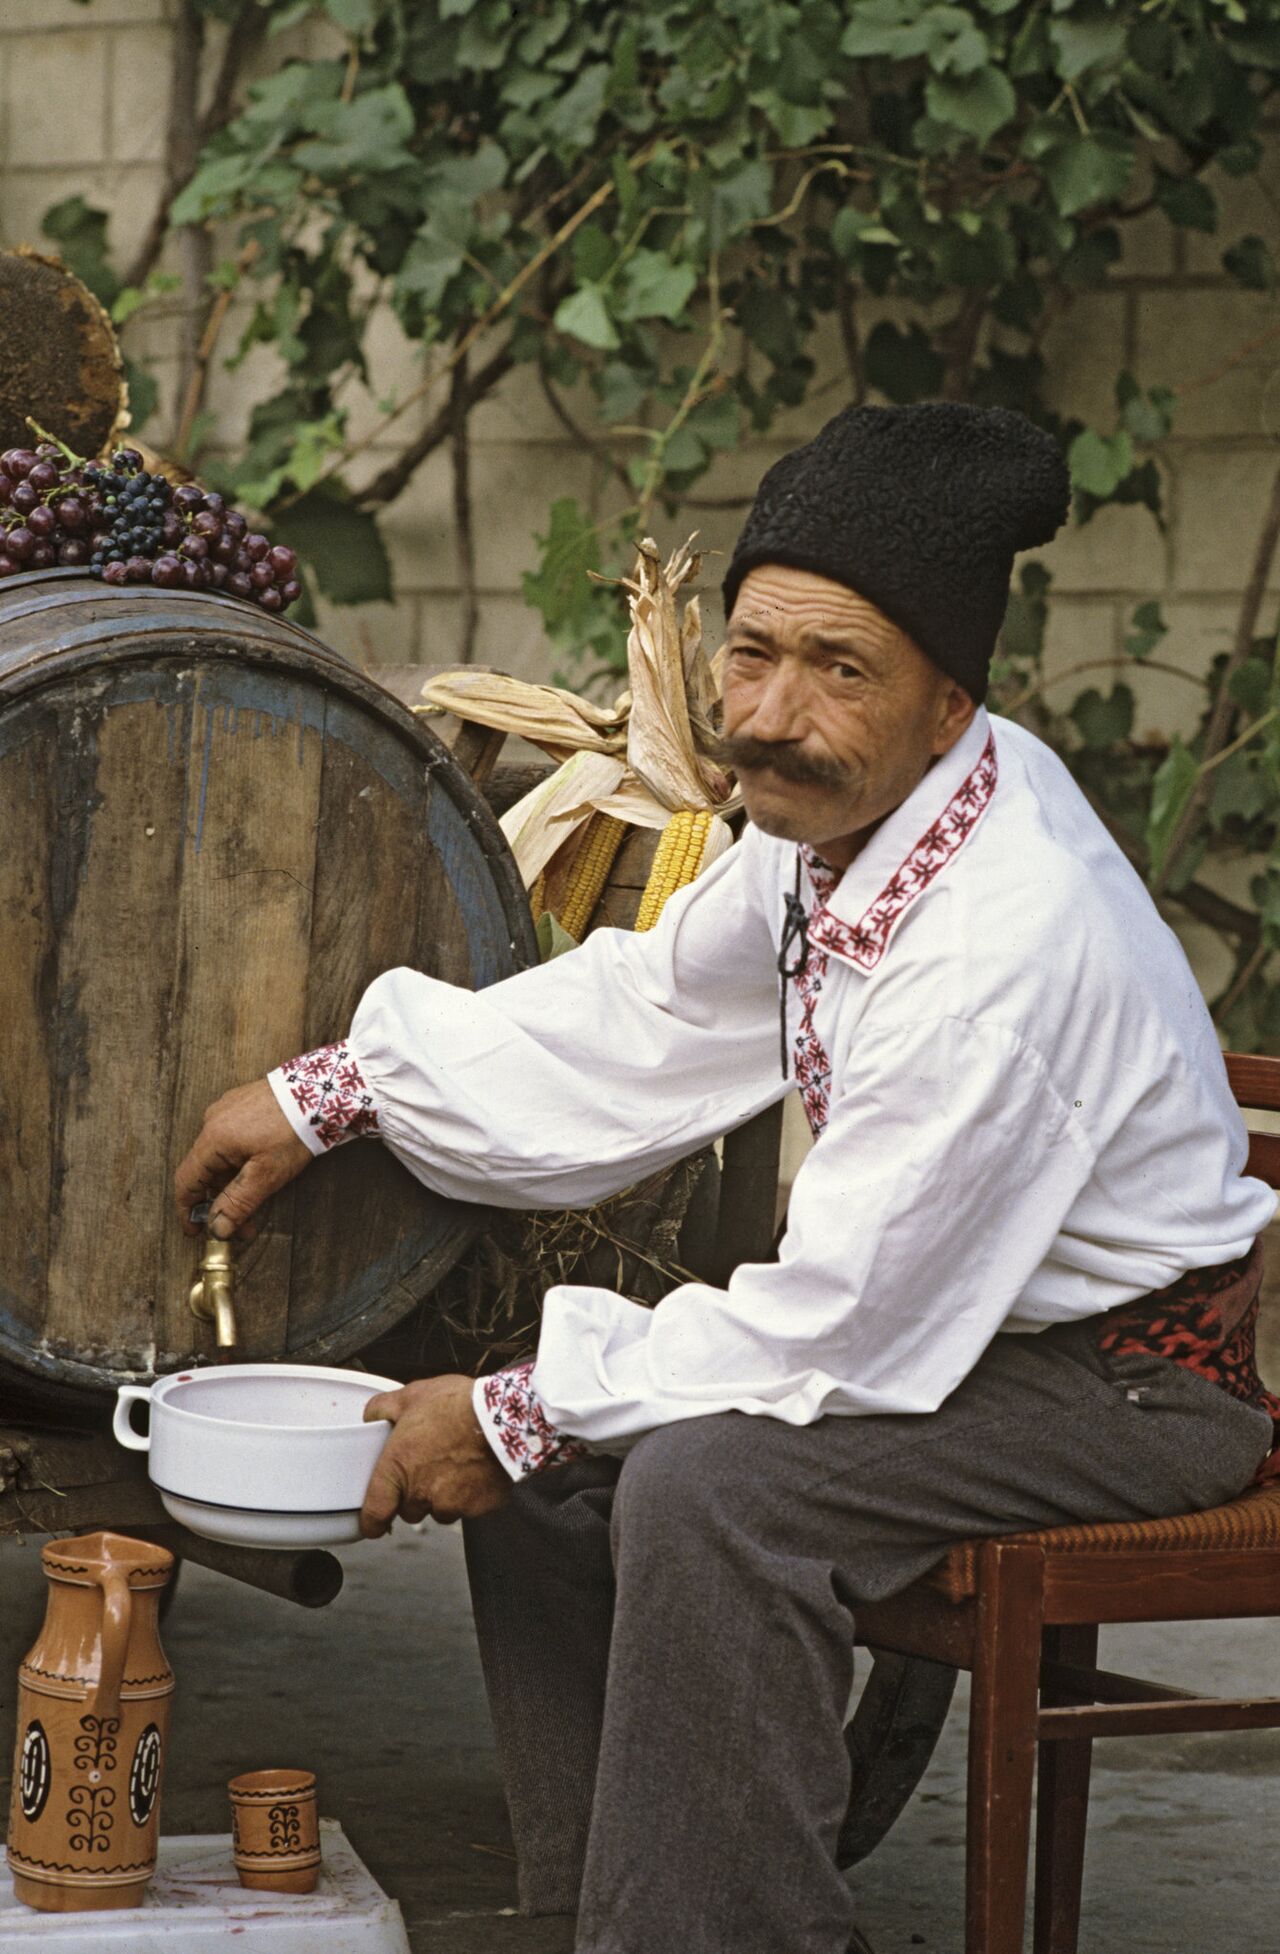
189, 1199, 212, 1231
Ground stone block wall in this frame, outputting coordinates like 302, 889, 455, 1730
1, 0, 1276, 720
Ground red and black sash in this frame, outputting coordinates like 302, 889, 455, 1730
1093, 1240, 1280, 1482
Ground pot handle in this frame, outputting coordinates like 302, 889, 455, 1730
113, 1383, 153, 1452
87, 1569, 132, 1722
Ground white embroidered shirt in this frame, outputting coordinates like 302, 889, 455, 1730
269, 709, 1277, 1479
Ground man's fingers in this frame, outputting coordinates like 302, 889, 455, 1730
360, 1452, 408, 1539
174, 1080, 310, 1234
207, 1154, 289, 1239
363, 1389, 406, 1425
174, 1142, 238, 1233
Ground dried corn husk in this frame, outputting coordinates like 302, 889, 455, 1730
621, 535, 732, 813
417, 536, 739, 894
417, 669, 629, 764
500, 747, 627, 887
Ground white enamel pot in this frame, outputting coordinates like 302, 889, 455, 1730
112, 1363, 402, 1549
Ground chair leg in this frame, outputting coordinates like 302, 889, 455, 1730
966, 1542, 1045, 1954
1033, 1624, 1098, 1954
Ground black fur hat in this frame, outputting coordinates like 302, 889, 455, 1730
722, 402, 1070, 703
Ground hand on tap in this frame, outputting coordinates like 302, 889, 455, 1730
175, 1079, 311, 1240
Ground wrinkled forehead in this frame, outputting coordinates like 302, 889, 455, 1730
727, 563, 908, 654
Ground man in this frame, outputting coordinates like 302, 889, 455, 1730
176, 403, 1277, 1954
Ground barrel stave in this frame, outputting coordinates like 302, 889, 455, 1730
153, 672, 326, 1366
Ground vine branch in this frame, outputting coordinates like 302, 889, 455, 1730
835, 270, 866, 406
353, 341, 515, 511
123, 0, 265, 294
167, 1, 210, 455
450, 353, 479, 665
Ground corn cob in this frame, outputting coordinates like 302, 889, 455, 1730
635, 809, 716, 932
529, 872, 546, 922
557, 813, 628, 941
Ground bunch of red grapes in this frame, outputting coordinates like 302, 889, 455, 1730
0, 442, 301, 612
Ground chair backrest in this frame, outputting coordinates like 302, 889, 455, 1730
1225, 1052, 1280, 1188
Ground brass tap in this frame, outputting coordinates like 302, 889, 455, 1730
188, 1205, 238, 1349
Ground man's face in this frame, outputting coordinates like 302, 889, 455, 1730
719, 564, 977, 869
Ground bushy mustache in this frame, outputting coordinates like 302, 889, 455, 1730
716, 733, 855, 790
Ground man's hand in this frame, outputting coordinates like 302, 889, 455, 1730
360, 1376, 512, 1535
174, 1079, 311, 1239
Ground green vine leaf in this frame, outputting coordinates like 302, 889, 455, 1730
924, 65, 1017, 145
40, 196, 121, 307
864, 322, 946, 403
1067, 427, 1134, 498
1154, 169, 1217, 233
1229, 657, 1275, 718
1048, 13, 1128, 82
1223, 235, 1277, 291
523, 497, 604, 642
1040, 134, 1134, 216
1146, 737, 1200, 888
554, 286, 621, 351
1124, 601, 1167, 661
1071, 684, 1135, 751
615, 250, 697, 323
271, 487, 392, 607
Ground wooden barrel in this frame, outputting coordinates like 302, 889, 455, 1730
0, 569, 537, 1407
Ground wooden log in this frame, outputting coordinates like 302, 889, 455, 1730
482, 759, 554, 820
138, 1526, 344, 1609
0, 1424, 163, 1538
588, 825, 662, 933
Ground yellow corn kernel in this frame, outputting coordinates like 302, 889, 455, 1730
635, 809, 714, 932
558, 813, 628, 941
529, 872, 546, 922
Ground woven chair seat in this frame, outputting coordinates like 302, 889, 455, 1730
929, 1480, 1280, 1603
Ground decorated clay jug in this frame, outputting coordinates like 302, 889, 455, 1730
6, 1531, 175, 1911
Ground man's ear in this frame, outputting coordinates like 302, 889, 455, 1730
933, 679, 977, 758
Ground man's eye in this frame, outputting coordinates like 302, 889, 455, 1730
831, 662, 862, 682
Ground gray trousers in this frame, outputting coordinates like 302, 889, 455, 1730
463, 1322, 1272, 1954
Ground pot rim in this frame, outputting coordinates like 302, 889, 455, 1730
141, 1362, 401, 1439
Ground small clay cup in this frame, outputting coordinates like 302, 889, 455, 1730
228, 1769, 320, 1893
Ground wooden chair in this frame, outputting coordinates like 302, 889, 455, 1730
854, 1051, 1280, 1954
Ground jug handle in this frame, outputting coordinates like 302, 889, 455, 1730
87, 1569, 132, 1724
113, 1383, 152, 1451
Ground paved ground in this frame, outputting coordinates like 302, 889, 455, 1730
1, 1523, 1276, 1952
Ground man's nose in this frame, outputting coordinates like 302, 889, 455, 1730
742, 664, 809, 744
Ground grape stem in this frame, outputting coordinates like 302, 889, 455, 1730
24, 419, 82, 466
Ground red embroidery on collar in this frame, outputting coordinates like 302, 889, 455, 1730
793, 947, 833, 1137
807, 730, 997, 972
788, 731, 998, 1137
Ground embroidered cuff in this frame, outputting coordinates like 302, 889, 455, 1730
268, 1039, 380, 1155
473, 1365, 588, 1481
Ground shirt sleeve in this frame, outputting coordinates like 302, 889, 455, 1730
471, 1366, 589, 1480
269, 826, 786, 1211
524, 1013, 1097, 1454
